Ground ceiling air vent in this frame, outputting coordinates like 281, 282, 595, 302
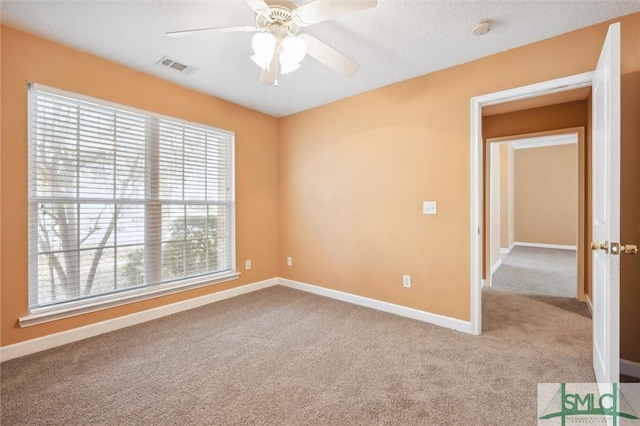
156, 56, 197, 75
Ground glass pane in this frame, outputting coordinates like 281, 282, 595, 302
207, 206, 221, 271
162, 205, 185, 243
184, 129, 206, 201
184, 206, 209, 276
160, 205, 221, 279
78, 143, 114, 198
214, 205, 228, 268
79, 248, 116, 297
115, 153, 145, 199
162, 241, 184, 281
79, 204, 116, 249
36, 249, 81, 301
35, 203, 82, 302
115, 113, 146, 199
159, 121, 184, 200
34, 97, 79, 198
36, 253, 66, 306
35, 138, 78, 198
118, 244, 145, 288
206, 137, 228, 202
78, 105, 115, 198
117, 205, 145, 246
37, 203, 79, 254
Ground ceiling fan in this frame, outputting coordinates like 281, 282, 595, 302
166, 0, 377, 86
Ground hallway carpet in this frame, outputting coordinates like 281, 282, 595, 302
492, 246, 578, 298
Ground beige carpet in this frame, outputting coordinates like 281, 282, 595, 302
491, 246, 577, 297
2, 282, 593, 425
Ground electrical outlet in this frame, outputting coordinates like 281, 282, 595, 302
287, 256, 292, 267
403, 275, 411, 288
245, 260, 251, 270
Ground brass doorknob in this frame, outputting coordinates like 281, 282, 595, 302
591, 241, 638, 255
591, 241, 609, 253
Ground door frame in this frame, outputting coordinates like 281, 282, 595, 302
486, 141, 502, 288
469, 72, 594, 335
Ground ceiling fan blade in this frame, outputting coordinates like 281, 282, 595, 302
293, 0, 377, 26
243, 0, 269, 12
260, 50, 280, 86
166, 26, 258, 37
300, 33, 359, 78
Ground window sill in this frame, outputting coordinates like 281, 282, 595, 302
19, 271, 241, 328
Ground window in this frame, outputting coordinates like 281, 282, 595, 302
27, 83, 236, 319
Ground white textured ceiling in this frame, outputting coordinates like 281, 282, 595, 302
2, 1, 639, 117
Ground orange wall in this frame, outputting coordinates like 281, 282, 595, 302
0, 26, 279, 346
278, 14, 639, 322
483, 100, 588, 140
620, 71, 640, 363
514, 144, 578, 246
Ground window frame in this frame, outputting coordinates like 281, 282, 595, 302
22, 83, 238, 327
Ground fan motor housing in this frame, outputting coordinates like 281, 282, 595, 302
255, 5, 300, 35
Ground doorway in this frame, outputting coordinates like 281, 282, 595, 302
469, 72, 594, 335
485, 130, 583, 302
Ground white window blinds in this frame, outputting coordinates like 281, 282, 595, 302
28, 83, 235, 313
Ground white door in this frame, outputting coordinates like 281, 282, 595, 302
591, 22, 621, 385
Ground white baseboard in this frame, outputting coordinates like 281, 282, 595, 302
513, 242, 576, 251
0, 278, 279, 363
500, 243, 515, 254
278, 278, 472, 334
491, 259, 502, 275
621, 358, 640, 379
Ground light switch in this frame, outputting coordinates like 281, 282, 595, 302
423, 201, 437, 215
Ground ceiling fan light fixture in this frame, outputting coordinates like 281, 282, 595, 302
280, 61, 301, 75
280, 35, 307, 74
250, 54, 268, 70
251, 32, 276, 70
252, 32, 307, 76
